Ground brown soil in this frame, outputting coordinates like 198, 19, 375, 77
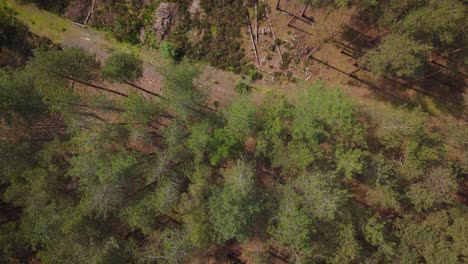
243, 0, 466, 122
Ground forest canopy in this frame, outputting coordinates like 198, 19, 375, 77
1, 46, 466, 263
1, 0, 467, 263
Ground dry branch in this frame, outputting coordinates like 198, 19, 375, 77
255, 3, 258, 44
306, 43, 322, 57
72, 21, 86, 27
246, 14, 260, 67
287, 7, 303, 26
50, 70, 128, 97
265, 7, 282, 61
83, 0, 96, 25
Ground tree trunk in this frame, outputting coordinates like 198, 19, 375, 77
50, 70, 128, 97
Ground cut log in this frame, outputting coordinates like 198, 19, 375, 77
83, 0, 96, 25
50, 70, 128, 97
301, 3, 308, 16
255, 3, 258, 43
287, 6, 303, 26
265, 7, 282, 61
348, 68, 360, 77
306, 43, 322, 57
246, 14, 260, 67
72, 21, 86, 27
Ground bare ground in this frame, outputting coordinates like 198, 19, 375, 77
244, 0, 467, 120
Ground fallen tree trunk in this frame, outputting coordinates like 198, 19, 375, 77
265, 7, 283, 61
83, 0, 96, 25
246, 14, 260, 67
50, 70, 128, 97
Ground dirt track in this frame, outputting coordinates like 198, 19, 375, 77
6, 0, 240, 106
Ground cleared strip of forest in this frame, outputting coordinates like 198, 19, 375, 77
4, 1, 463, 125
3, 0, 155, 62
3, 0, 240, 106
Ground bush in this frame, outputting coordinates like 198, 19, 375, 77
102, 53, 143, 83
247, 68, 262, 82
280, 52, 292, 70
235, 82, 252, 94
274, 38, 282, 46
160, 40, 179, 60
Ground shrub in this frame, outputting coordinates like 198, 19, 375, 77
235, 82, 252, 94
160, 40, 179, 60
247, 68, 262, 82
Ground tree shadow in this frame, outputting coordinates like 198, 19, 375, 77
310, 55, 467, 118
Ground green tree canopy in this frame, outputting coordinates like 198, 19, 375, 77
102, 52, 143, 83
359, 34, 432, 78
208, 160, 262, 242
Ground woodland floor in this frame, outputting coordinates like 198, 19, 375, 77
244, 0, 467, 122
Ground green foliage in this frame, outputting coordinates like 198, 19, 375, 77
269, 171, 348, 259
447, 210, 468, 258
208, 128, 242, 165
111, 16, 141, 44
183, 205, 214, 247
255, 93, 292, 159
135, 228, 193, 264
399, 0, 466, 46
366, 183, 401, 210
3, 140, 69, 206
279, 52, 292, 70
335, 147, 367, 179
28, 47, 100, 81
246, 68, 262, 82
359, 34, 432, 78
380, 107, 445, 180
267, 82, 367, 177
208, 160, 261, 242
186, 122, 212, 164
161, 60, 206, 119
406, 167, 458, 211
364, 216, 385, 246
1, 39, 465, 263
332, 224, 361, 264
102, 53, 143, 83
293, 81, 364, 144
0, 68, 46, 123
406, 183, 436, 212
350, 0, 466, 79
65, 126, 140, 219
121, 93, 161, 124
24, 48, 101, 121
396, 209, 466, 264
268, 185, 314, 252
223, 95, 258, 137
271, 139, 316, 175
294, 172, 348, 221
0, 5, 49, 67
181, 165, 214, 246
0, 142, 33, 186
235, 81, 252, 94
160, 40, 179, 60
25, 0, 68, 12
121, 195, 156, 235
